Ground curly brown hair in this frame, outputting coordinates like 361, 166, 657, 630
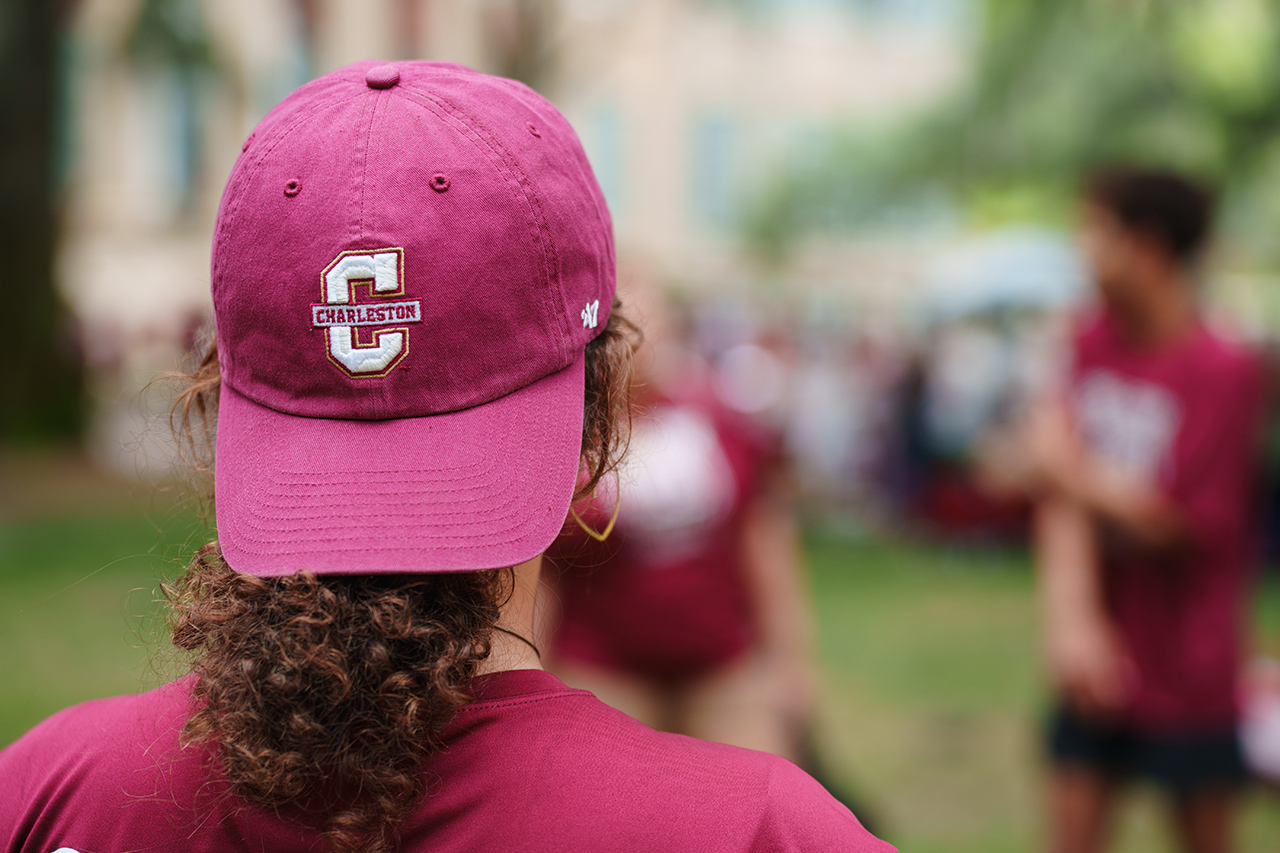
167, 302, 637, 853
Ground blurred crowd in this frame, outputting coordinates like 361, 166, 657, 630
586, 243, 1087, 545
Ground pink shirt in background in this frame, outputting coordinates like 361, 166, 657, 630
0, 670, 892, 853
550, 394, 775, 683
1069, 312, 1267, 732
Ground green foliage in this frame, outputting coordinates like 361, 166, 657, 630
749, 0, 1280, 268
125, 0, 214, 71
0, 509, 207, 745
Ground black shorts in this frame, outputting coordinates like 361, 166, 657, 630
1047, 705, 1249, 792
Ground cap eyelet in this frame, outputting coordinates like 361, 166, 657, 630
527, 122, 541, 138
430, 174, 450, 193
284, 179, 302, 197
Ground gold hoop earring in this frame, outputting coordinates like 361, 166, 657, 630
569, 492, 621, 542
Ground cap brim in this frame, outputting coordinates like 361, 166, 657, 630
214, 356, 584, 576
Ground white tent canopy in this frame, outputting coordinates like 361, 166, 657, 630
921, 228, 1089, 322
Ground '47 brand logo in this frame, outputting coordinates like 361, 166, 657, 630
312, 248, 422, 377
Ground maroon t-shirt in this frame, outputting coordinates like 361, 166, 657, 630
0, 670, 891, 853
1069, 312, 1266, 732
550, 395, 775, 682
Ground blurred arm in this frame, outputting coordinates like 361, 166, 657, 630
1035, 495, 1129, 717
1029, 398, 1186, 550
740, 478, 818, 720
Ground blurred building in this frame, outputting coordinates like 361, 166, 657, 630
60, 0, 968, 474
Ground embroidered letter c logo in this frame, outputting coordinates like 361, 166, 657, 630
311, 248, 422, 378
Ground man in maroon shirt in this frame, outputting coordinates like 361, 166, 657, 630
1021, 167, 1265, 853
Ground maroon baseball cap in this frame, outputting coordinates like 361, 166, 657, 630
211, 61, 615, 576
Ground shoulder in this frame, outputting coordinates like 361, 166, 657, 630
5, 690, 157, 771
626, 732, 894, 850
440, 676, 890, 845
0, 681, 200, 826
567, 715, 891, 851
751, 756, 894, 852
1186, 325, 1267, 408
2, 679, 191, 756
1196, 324, 1263, 373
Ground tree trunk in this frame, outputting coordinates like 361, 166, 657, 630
0, 0, 84, 442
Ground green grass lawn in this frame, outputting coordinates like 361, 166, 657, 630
0, 505, 209, 740
2, 494, 1279, 851
806, 537, 1280, 852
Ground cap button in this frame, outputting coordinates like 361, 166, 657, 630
365, 64, 400, 90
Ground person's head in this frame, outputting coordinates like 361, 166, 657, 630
169, 61, 635, 853
614, 257, 694, 396
1079, 166, 1216, 313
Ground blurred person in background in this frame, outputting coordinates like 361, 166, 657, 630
545, 274, 820, 768
1000, 167, 1266, 853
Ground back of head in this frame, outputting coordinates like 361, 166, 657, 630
1082, 165, 1217, 266
169, 60, 636, 853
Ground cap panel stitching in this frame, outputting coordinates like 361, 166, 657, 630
488, 76, 615, 325
359, 88, 383, 245
393, 84, 559, 284
212, 89, 367, 287
392, 86, 569, 365
212, 89, 368, 389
